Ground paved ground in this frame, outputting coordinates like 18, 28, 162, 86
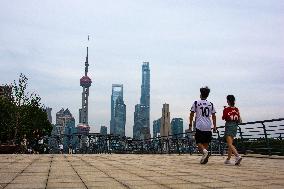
0, 154, 283, 189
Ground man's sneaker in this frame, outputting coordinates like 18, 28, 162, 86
200, 150, 209, 164
224, 159, 232, 165
235, 156, 242, 165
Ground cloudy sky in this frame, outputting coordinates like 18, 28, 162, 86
1, 0, 283, 137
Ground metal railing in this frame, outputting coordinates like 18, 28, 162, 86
47, 118, 284, 156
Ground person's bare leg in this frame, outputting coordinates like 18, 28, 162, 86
226, 136, 232, 160
197, 143, 204, 153
203, 143, 209, 150
226, 136, 238, 156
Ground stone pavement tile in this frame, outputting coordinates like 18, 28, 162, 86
136, 171, 165, 177
121, 180, 158, 186
82, 177, 114, 182
167, 183, 207, 189
147, 177, 189, 185
113, 174, 148, 181
49, 171, 76, 176
177, 175, 212, 182
258, 185, 284, 189
12, 175, 47, 184
46, 182, 86, 188
183, 176, 219, 184
266, 179, 284, 185
130, 184, 167, 189
21, 172, 48, 176
0, 168, 24, 173
48, 178, 82, 183
236, 180, 275, 187
0, 173, 18, 183
201, 181, 232, 188
49, 174, 78, 179
165, 171, 193, 176
4, 183, 45, 189
222, 187, 259, 189
85, 181, 126, 188
87, 185, 128, 189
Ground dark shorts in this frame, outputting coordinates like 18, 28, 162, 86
195, 129, 212, 144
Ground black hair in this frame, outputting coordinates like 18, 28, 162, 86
200, 86, 210, 99
227, 95, 235, 106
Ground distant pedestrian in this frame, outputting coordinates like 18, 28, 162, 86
189, 86, 217, 164
68, 144, 72, 154
59, 144, 63, 154
222, 95, 242, 165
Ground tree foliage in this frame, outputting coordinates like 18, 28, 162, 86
0, 73, 52, 144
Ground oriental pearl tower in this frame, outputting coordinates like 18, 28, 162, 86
77, 36, 91, 134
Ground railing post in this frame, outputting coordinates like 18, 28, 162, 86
261, 122, 271, 156
216, 130, 222, 155
167, 137, 170, 154
238, 126, 245, 154
176, 136, 180, 155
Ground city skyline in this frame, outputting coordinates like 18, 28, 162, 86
0, 1, 284, 137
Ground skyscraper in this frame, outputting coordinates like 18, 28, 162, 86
171, 118, 183, 139
100, 126, 107, 135
110, 84, 126, 136
140, 62, 150, 128
160, 103, 171, 137
133, 104, 149, 139
55, 108, 75, 135
133, 62, 151, 139
153, 118, 161, 138
45, 107, 52, 124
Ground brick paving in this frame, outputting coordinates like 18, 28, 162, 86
0, 154, 283, 189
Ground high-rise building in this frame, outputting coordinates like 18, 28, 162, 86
77, 37, 91, 134
114, 96, 126, 136
171, 118, 183, 138
100, 126, 107, 135
133, 62, 151, 139
153, 118, 161, 138
133, 104, 150, 139
110, 84, 126, 136
160, 103, 171, 137
53, 108, 76, 152
45, 107, 52, 124
56, 108, 75, 134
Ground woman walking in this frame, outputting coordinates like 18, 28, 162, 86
222, 95, 242, 165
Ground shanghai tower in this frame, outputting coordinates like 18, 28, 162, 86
140, 62, 150, 128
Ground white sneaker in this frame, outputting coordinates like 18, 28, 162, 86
224, 159, 232, 165
235, 156, 242, 165
200, 150, 209, 164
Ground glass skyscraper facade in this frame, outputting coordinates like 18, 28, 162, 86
110, 84, 126, 137
140, 62, 150, 127
153, 118, 161, 138
100, 125, 107, 135
133, 62, 151, 139
171, 118, 183, 139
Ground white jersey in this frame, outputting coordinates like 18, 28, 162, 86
190, 99, 216, 131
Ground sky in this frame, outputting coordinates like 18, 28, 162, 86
0, 0, 284, 137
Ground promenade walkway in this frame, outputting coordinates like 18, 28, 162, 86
0, 154, 283, 189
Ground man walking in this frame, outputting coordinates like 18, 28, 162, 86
189, 86, 217, 164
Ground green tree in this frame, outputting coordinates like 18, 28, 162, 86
0, 73, 52, 145
0, 95, 16, 143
